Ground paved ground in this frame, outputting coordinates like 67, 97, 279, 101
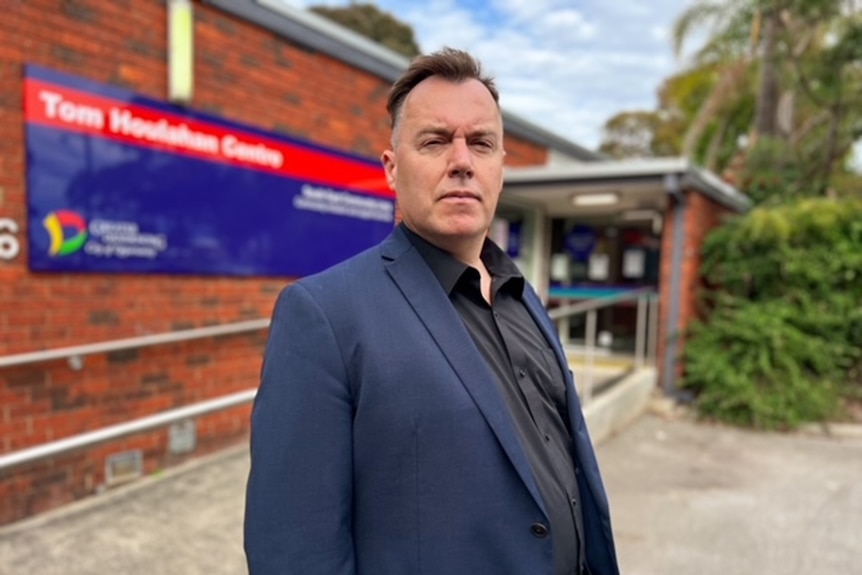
599, 410, 862, 575
0, 447, 248, 575
1, 410, 860, 575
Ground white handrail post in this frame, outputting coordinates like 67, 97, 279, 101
557, 316, 570, 347
584, 309, 597, 405
635, 295, 647, 370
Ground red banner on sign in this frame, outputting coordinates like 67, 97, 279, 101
24, 78, 392, 198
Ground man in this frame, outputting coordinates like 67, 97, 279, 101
244, 47, 620, 575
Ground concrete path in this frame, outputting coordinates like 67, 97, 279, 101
0, 449, 248, 575
601, 410, 862, 575
1, 411, 860, 574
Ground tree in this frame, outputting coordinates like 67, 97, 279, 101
667, 0, 862, 200
670, 0, 806, 157
598, 63, 754, 167
310, 2, 421, 58
672, 2, 862, 431
599, 111, 676, 158
782, 5, 862, 196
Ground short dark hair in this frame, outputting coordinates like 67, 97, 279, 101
386, 47, 499, 131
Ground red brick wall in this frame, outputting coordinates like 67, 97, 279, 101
0, 0, 550, 525
657, 190, 735, 385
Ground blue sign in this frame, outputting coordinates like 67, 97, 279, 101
564, 225, 596, 261
24, 65, 395, 277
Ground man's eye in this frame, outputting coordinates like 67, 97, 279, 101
471, 140, 494, 151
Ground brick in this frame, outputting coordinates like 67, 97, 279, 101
106, 349, 139, 364
87, 310, 121, 326
62, 0, 99, 23
3, 368, 49, 389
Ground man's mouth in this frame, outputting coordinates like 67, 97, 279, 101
440, 191, 480, 202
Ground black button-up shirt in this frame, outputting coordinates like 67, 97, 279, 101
403, 224, 585, 575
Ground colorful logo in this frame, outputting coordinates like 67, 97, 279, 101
43, 210, 88, 256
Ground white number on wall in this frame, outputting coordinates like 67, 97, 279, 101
0, 218, 21, 261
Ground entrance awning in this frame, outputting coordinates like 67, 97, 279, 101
502, 157, 751, 217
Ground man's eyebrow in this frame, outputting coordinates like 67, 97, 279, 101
468, 129, 499, 140
415, 127, 499, 140
416, 127, 452, 138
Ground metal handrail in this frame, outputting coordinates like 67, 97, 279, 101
549, 287, 659, 405
0, 318, 270, 473
0, 389, 257, 473
0, 318, 271, 369
0, 293, 655, 473
547, 286, 656, 320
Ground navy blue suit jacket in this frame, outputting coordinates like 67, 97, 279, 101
244, 226, 619, 575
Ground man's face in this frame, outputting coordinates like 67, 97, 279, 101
382, 77, 505, 254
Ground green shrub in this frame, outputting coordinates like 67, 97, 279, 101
682, 198, 862, 429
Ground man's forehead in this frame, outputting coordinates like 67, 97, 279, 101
402, 78, 501, 125
405, 77, 497, 108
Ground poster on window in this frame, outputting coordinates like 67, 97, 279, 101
622, 249, 645, 279
588, 253, 610, 280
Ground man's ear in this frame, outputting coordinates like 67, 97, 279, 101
381, 150, 397, 190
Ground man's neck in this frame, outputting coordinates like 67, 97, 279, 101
423, 233, 491, 301
401, 224, 494, 303
420, 233, 485, 270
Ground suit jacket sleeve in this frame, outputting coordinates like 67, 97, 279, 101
244, 283, 356, 575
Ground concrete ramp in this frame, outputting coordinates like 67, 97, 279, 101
582, 367, 657, 445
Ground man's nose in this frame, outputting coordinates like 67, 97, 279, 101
448, 138, 474, 178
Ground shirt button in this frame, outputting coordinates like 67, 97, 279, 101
530, 523, 549, 538
571, 498, 578, 507
543, 434, 551, 442
518, 368, 526, 378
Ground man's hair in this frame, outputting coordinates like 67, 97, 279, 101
386, 47, 500, 132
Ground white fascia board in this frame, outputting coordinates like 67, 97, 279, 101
505, 157, 691, 182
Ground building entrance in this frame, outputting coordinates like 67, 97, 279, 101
548, 217, 661, 354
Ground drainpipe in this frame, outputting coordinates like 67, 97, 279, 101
662, 173, 686, 396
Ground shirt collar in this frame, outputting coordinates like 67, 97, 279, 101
400, 223, 524, 296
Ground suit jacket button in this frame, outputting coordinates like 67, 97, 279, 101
530, 523, 549, 538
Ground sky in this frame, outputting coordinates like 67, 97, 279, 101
285, 0, 696, 152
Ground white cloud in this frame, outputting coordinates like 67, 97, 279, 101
494, 0, 569, 24
393, 0, 487, 49
651, 24, 671, 42
538, 10, 596, 41
283, 0, 692, 150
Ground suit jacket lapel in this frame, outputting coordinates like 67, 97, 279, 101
380, 229, 545, 513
